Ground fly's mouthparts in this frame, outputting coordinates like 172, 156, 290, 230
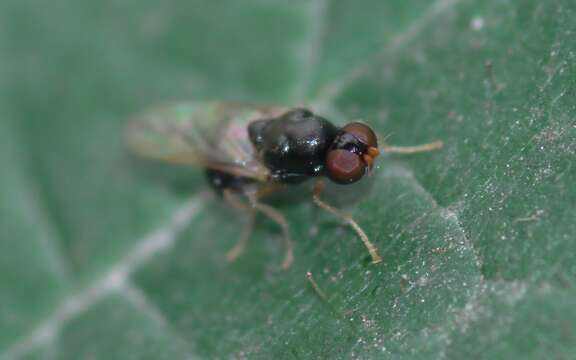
367, 146, 380, 158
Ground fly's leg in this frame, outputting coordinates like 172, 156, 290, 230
381, 141, 443, 154
223, 189, 256, 262
312, 180, 382, 264
246, 192, 294, 270
224, 188, 293, 269
255, 182, 288, 198
226, 214, 255, 261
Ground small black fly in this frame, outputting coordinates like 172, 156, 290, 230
128, 102, 442, 269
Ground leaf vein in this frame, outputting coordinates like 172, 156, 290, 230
294, 0, 330, 102
313, 0, 464, 109
122, 284, 199, 359
4, 196, 205, 359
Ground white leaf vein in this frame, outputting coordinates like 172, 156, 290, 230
5, 196, 205, 359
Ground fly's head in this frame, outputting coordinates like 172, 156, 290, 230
325, 122, 379, 184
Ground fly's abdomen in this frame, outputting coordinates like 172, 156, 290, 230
205, 169, 255, 195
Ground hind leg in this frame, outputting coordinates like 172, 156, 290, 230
246, 192, 294, 270
224, 188, 294, 269
223, 189, 256, 262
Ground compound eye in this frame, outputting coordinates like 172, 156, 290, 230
342, 122, 378, 148
326, 149, 366, 184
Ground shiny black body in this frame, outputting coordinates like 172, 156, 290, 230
206, 108, 367, 194
248, 109, 339, 183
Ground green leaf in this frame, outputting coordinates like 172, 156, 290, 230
2, 0, 575, 359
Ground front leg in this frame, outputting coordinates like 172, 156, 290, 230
312, 180, 382, 264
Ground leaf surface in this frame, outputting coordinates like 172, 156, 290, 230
1, 0, 575, 359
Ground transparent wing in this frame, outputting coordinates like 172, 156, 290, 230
127, 101, 287, 181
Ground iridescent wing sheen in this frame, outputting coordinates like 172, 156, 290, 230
127, 101, 287, 182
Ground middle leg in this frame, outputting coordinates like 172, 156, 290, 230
246, 192, 294, 270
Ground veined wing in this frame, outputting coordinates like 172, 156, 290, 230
127, 101, 287, 181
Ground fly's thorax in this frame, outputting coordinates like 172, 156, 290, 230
248, 108, 339, 183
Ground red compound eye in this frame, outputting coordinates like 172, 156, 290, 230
342, 122, 378, 148
326, 149, 366, 184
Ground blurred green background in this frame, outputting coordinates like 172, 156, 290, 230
1, 0, 575, 359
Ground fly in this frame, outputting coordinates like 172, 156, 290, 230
127, 101, 442, 269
